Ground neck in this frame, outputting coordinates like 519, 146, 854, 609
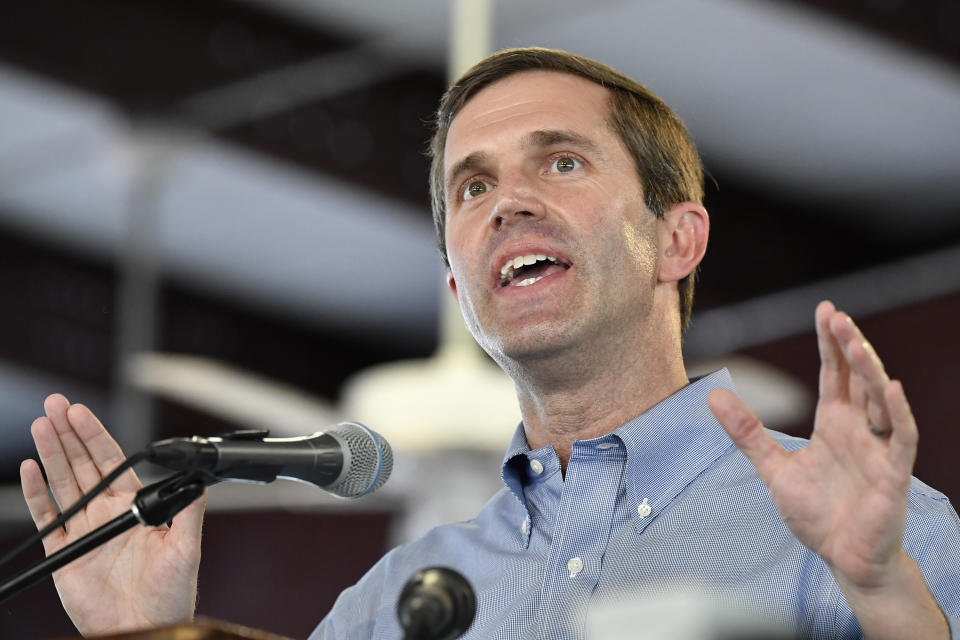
509, 329, 689, 471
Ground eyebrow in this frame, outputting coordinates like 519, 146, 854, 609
444, 129, 604, 200
525, 129, 602, 156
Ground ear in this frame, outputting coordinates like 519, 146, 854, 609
657, 202, 709, 283
446, 269, 460, 300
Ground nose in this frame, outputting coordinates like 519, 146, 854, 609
487, 178, 545, 231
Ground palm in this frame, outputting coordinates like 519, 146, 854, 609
763, 402, 908, 585
20, 396, 205, 636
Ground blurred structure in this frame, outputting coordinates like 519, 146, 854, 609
0, 0, 958, 636
586, 587, 795, 640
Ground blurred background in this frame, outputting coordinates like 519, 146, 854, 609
0, 0, 958, 637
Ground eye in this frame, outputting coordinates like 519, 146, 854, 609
549, 156, 582, 173
462, 179, 494, 200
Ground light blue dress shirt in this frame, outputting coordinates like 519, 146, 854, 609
312, 370, 960, 639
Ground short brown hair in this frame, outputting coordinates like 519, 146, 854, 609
429, 47, 705, 333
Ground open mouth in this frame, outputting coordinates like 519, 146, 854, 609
498, 254, 571, 288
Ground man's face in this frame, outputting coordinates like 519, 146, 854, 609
443, 70, 663, 367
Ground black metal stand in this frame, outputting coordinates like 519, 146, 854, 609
0, 471, 212, 605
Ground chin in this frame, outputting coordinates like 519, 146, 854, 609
493, 325, 587, 365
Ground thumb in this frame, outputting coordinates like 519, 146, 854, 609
708, 389, 786, 483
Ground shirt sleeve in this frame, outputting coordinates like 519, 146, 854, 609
307, 547, 401, 640
947, 613, 960, 640
904, 481, 960, 638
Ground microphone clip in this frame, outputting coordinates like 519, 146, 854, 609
131, 471, 212, 527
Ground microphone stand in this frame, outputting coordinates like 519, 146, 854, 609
0, 471, 214, 604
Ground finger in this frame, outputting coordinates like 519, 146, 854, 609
708, 389, 788, 484
20, 459, 67, 553
43, 393, 104, 495
830, 311, 889, 385
67, 403, 141, 494
848, 372, 868, 412
886, 380, 918, 473
816, 301, 850, 404
841, 327, 893, 430
31, 415, 82, 510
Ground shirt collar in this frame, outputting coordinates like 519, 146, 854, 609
615, 369, 738, 533
500, 369, 738, 534
500, 421, 535, 514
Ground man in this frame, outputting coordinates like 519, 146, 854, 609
20, 48, 960, 638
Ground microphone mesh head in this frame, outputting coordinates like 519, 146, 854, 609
326, 422, 393, 498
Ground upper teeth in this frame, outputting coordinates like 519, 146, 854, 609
499, 254, 558, 282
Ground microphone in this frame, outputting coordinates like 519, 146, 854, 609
145, 422, 393, 498
397, 567, 476, 640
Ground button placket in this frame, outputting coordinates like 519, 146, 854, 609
536, 444, 624, 638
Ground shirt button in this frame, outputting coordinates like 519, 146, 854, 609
637, 498, 651, 518
529, 459, 544, 475
567, 557, 584, 577
521, 517, 530, 535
